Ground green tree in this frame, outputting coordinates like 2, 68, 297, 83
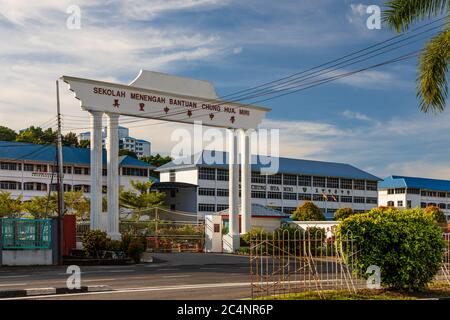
22, 193, 58, 218
334, 207, 355, 221
79, 139, 90, 148
63, 132, 79, 147
291, 201, 326, 221
64, 190, 90, 220
119, 180, 166, 218
0, 191, 23, 217
140, 154, 172, 167
119, 149, 138, 159
383, 0, 449, 112
424, 205, 448, 223
0, 126, 17, 141
16, 126, 57, 145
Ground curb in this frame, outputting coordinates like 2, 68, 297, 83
0, 285, 112, 299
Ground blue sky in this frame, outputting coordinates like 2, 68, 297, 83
0, 0, 449, 179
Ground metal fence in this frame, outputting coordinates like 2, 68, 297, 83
1, 218, 52, 249
250, 230, 450, 299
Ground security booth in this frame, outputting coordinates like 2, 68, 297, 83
205, 204, 290, 253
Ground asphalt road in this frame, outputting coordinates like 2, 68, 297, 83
0, 253, 254, 300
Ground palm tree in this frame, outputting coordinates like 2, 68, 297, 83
383, 0, 449, 113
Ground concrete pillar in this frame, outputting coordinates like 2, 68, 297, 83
224, 129, 240, 252
89, 111, 103, 231
106, 113, 121, 240
240, 129, 251, 234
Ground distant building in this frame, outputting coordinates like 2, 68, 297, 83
0, 141, 153, 201
155, 150, 381, 220
378, 175, 450, 221
78, 126, 151, 158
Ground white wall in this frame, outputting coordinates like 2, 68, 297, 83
2, 249, 53, 266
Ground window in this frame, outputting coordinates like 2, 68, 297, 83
63, 166, 72, 174
420, 202, 427, 208
283, 207, 296, 214
217, 169, 229, 181
217, 204, 229, 211
0, 162, 20, 171
421, 191, 427, 196
102, 169, 107, 176
313, 176, 325, 187
438, 203, 446, 209
340, 179, 352, 189
428, 191, 437, 197
169, 170, 175, 182
251, 190, 266, 199
397, 200, 403, 207
354, 196, 365, 204
35, 164, 47, 172
267, 174, 282, 185
387, 201, 395, 207
407, 200, 412, 208
428, 202, 437, 207
394, 188, 406, 194
64, 184, 72, 192
388, 189, 394, 195
366, 181, 378, 191
198, 188, 215, 196
0, 181, 21, 190
198, 203, 215, 212
199, 168, 215, 180
298, 175, 311, 186
298, 193, 312, 201
283, 192, 296, 200
283, 174, 297, 186
354, 180, 365, 190
122, 167, 148, 176
251, 171, 266, 184
438, 192, 446, 198
327, 177, 339, 189
366, 197, 378, 204
73, 185, 90, 193
24, 164, 34, 171
407, 188, 420, 194
74, 167, 83, 175
170, 190, 176, 197
341, 196, 353, 203
268, 191, 282, 199
23, 182, 34, 191
217, 189, 229, 197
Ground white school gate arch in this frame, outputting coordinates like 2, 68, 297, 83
61, 70, 270, 252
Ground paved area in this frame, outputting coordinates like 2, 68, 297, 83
0, 253, 252, 300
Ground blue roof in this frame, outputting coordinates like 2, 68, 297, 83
379, 175, 450, 192
156, 150, 380, 180
0, 141, 153, 168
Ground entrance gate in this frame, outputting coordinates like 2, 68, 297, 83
62, 70, 270, 252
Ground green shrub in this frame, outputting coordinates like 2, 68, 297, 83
241, 227, 269, 244
292, 201, 326, 221
127, 238, 146, 263
334, 207, 354, 221
82, 230, 108, 258
424, 205, 447, 224
337, 207, 445, 291
106, 239, 123, 252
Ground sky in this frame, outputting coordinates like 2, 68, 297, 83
0, 0, 449, 180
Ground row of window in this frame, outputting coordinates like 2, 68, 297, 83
198, 204, 372, 214
198, 168, 377, 190
0, 181, 109, 193
386, 188, 450, 198
0, 161, 148, 177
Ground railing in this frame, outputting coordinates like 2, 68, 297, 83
1, 218, 52, 249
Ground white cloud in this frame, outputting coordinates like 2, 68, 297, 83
346, 3, 367, 25
342, 110, 372, 121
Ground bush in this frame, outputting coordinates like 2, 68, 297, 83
106, 239, 123, 252
292, 201, 326, 221
334, 207, 354, 221
337, 207, 445, 291
424, 205, 447, 224
127, 238, 146, 263
82, 230, 108, 258
241, 227, 269, 244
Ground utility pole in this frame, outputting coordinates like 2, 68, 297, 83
56, 80, 65, 265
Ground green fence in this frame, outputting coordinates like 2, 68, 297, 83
1, 218, 52, 249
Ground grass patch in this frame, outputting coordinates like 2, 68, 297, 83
253, 282, 450, 300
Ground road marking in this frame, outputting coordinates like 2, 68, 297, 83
0, 275, 30, 279
83, 278, 117, 282
161, 275, 190, 278
0, 283, 28, 287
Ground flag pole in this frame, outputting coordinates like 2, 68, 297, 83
56, 80, 65, 265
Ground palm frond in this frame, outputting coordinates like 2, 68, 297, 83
417, 29, 450, 113
383, 0, 449, 32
